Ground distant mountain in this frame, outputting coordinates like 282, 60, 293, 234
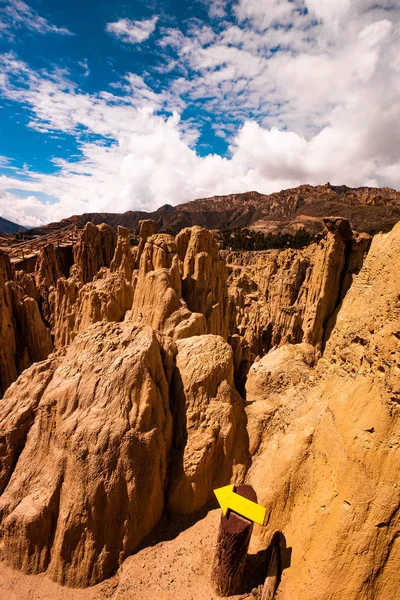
28, 183, 400, 237
0, 217, 27, 234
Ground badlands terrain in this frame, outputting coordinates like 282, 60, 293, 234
0, 188, 399, 599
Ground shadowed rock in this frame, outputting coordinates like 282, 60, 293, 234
73, 222, 117, 284
0, 251, 53, 396
226, 218, 372, 386
0, 322, 172, 587
168, 334, 250, 514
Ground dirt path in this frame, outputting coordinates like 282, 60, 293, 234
0, 508, 268, 600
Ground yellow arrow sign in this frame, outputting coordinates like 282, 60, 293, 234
214, 485, 266, 525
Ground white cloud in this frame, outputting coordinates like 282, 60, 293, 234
201, 0, 228, 19
306, 0, 351, 29
0, 189, 51, 227
78, 59, 90, 78
106, 16, 158, 44
0, 0, 73, 38
234, 0, 305, 31
1, 1, 400, 226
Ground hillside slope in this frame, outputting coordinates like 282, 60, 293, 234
0, 217, 26, 234
28, 183, 400, 236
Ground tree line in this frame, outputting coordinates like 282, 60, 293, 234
219, 227, 314, 251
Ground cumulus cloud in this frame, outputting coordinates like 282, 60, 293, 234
1, 0, 400, 226
0, 189, 54, 227
106, 16, 158, 44
0, 0, 73, 38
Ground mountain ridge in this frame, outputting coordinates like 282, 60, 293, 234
27, 182, 400, 237
0, 217, 27, 234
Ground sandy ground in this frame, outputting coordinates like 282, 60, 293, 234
0, 507, 271, 600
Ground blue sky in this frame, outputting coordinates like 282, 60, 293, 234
0, 0, 399, 226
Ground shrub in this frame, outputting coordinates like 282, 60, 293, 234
220, 227, 314, 251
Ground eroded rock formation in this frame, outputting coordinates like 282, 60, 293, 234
0, 251, 53, 396
50, 222, 227, 350
247, 222, 400, 599
110, 225, 134, 281
131, 232, 207, 340
51, 225, 135, 348
73, 222, 117, 284
52, 267, 134, 349
0, 222, 250, 584
0, 321, 249, 587
177, 226, 229, 338
0, 322, 173, 586
135, 218, 158, 268
168, 335, 250, 513
0, 211, 398, 598
2, 220, 231, 396
226, 218, 371, 390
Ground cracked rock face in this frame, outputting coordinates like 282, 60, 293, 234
0, 215, 398, 598
73, 222, 117, 285
131, 233, 208, 340
177, 226, 229, 338
225, 221, 371, 390
51, 225, 136, 349
168, 335, 250, 514
0, 322, 172, 587
1, 222, 232, 396
0, 322, 249, 588
246, 222, 400, 600
0, 251, 53, 396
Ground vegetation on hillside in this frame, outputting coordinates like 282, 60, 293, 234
219, 227, 315, 251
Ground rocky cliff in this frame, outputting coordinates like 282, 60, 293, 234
0, 322, 249, 587
0, 214, 398, 598
246, 221, 400, 599
0, 251, 53, 396
1, 216, 363, 397
0, 219, 250, 586
225, 217, 371, 392
27, 183, 400, 237
0, 322, 173, 586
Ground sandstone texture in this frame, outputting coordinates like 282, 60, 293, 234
34, 243, 64, 324
246, 222, 400, 599
226, 218, 371, 391
52, 267, 134, 349
0, 322, 173, 586
50, 224, 135, 348
0, 223, 250, 587
135, 218, 158, 267
168, 335, 249, 513
73, 222, 117, 284
0, 210, 399, 599
0, 322, 248, 587
110, 226, 134, 282
0, 251, 53, 396
130, 226, 227, 341
1, 221, 232, 395
131, 232, 204, 339
177, 226, 229, 337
